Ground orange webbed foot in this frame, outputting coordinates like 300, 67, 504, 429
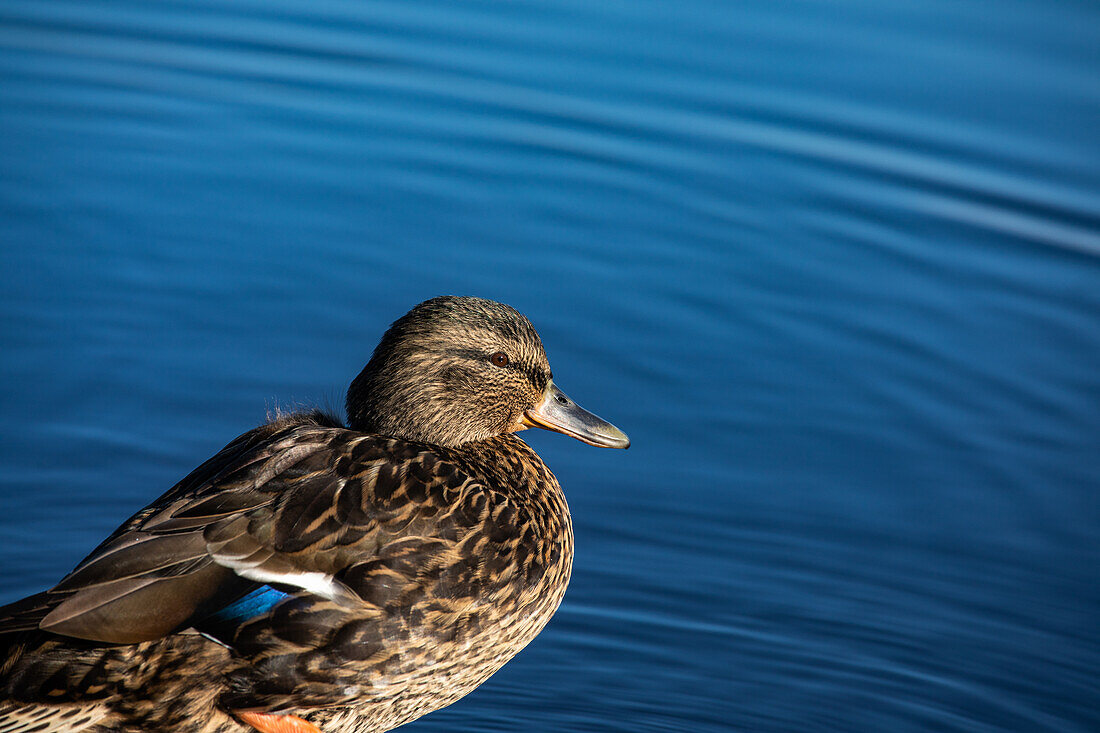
235, 710, 323, 733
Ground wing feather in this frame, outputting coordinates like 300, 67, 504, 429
0, 418, 350, 643
0, 415, 483, 651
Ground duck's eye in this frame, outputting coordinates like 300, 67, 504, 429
490, 351, 510, 368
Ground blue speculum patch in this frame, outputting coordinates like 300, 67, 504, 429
206, 585, 292, 626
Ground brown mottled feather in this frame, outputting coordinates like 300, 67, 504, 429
1, 419, 571, 732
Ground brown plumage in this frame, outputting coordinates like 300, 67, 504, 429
0, 296, 628, 732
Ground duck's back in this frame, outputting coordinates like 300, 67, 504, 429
0, 415, 573, 733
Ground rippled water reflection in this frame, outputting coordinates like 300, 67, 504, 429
1, 0, 1098, 730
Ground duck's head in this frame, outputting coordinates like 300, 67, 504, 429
347, 296, 629, 449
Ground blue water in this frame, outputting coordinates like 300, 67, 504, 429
1, 0, 1098, 730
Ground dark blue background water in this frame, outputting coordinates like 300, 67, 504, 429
1, 1, 1098, 730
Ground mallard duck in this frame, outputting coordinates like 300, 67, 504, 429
0, 296, 628, 733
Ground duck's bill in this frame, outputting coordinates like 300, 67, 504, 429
521, 382, 630, 449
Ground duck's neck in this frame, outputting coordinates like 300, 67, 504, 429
446, 435, 569, 531
444, 435, 557, 495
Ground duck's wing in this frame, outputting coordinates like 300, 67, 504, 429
0, 421, 280, 641
0, 418, 477, 646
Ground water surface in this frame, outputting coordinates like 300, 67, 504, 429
1, 0, 1098, 730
